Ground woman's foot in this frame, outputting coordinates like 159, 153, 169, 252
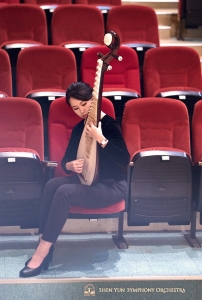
25, 244, 54, 266
28, 240, 51, 268
19, 240, 53, 278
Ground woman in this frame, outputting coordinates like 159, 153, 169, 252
19, 81, 130, 278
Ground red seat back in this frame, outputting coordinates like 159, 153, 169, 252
51, 5, 104, 46
81, 45, 141, 94
106, 5, 159, 46
122, 97, 191, 159
0, 4, 48, 46
0, 97, 44, 160
143, 46, 202, 97
16, 46, 77, 97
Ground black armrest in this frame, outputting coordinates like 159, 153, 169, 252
42, 160, 58, 183
42, 160, 58, 168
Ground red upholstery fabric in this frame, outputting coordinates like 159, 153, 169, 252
106, 5, 159, 46
122, 97, 191, 159
192, 100, 202, 163
0, 4, 48, 47
81, 45, 141, 95
0, 97, 44, 160
16, 46, 77, 97
143, 46, 202, 97
48, 96, 124, 214
51, 5, 104, 46
69, 199, 125, 214
0, 49, 12, 96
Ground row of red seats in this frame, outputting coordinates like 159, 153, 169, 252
0, 95, 202, 248
0, 43, 201, 123
0, 4, 160, 70
0, 4, 159, 46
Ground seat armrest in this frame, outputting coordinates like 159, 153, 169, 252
42, 160, 58, 168
42, 160, 58, 183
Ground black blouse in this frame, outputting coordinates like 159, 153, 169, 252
61, 115, 130, 182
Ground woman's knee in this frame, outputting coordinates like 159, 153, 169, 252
42, 178, 67, 199
54, 184, 78, 205
44, 177, 67, 190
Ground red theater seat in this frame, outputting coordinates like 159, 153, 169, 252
48, 96, 128, 249
122, 97, 200, 247
81, 45, 141, 123
143, 46, 202, 116
23, 0, 72, 31
51, 5, 104, 74
16, 45, 77, 100
16, 45, 77, 157
106, 5, 159, 68
0, 97, 45, 228
0, 4, 48, 67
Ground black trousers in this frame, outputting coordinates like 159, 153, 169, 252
39, 175, 127, 243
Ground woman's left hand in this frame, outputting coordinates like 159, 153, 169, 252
86, 122, 105, 143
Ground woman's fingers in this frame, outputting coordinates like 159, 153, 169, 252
72, 159, 84, 173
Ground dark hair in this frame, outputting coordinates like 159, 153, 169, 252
66, 82, 93, 106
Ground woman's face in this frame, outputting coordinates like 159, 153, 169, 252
69, 97, 92, 119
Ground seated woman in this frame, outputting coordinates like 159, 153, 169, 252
19, 81, 130, 278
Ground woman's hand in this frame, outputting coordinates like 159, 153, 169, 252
86, 122, 105, 143
65, 159, 84, 173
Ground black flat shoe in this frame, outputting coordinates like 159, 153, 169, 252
25, 245, 54, 266
19, 254, 51, 278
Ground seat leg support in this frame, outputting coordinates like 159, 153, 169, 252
112, 212, 128, 249
184, 210, 201, 248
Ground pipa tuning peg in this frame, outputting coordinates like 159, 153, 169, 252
112, 54, 123, 61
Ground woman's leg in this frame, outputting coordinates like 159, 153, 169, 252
22, 180, 126, 272
23, 175, 80, 271
38, 175, 80, 234
42, 180, 127, 243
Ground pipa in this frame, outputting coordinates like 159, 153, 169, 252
77, 31, 122, 185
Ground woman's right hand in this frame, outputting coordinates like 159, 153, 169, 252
65, 159, 84, 173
